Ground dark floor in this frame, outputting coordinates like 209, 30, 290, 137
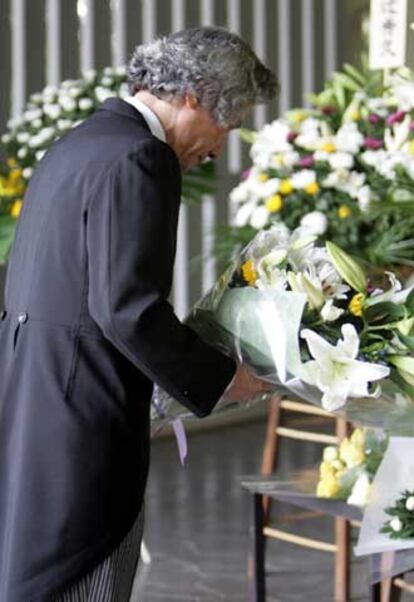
130, 417, 375, 602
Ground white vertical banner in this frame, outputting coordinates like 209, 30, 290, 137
46, 0, 61, 86
142, 0, 156, 44
11, 0, 26, 118
227, 0, 242, 177
110, 0, 127, 66
253, 0, 267, 129
301, 0, 314, 105
369, 0, 407, 70
278, 0, 291, 114
172, 0, 188, 318
323, 0, 337, 78
78, 0, 94, 73
200, 0, 216, 294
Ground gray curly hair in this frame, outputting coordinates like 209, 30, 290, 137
127, 26, 278, 127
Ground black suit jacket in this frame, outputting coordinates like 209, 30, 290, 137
0, 98, 236, 601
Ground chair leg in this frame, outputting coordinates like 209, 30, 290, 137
260, 396, 281, 521
335, 517, 350, 602
249, 493, 266, 602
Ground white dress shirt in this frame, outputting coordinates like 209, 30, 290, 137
123, 95, 167, 143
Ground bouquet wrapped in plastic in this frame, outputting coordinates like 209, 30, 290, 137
152, 223, 414, 433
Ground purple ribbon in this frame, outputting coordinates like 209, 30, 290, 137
172, 418, 188, 466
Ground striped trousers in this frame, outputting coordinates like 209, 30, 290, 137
53, 510, 144, 602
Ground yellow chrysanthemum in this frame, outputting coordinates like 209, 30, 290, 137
6, 157, 17, 168
265, 194, 283, 213
351, 111, 361, 121
339, 437, 365, 468
338, 204, 352, 219
349, 293, 365, 317
319, 460, 336, 478
292, 111, 305, 123
9, 168, 23, 182
258, 172, 269, 183
241, 259, 257, 286
350, 428, 366, 447
321, 142, 336, 153
10, 199, 23, 218
316, 472, 340, 498
305, 182, 320, 196
410, 140, 414, 155
279, 179, 294, 195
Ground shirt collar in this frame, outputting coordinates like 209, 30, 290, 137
124, 96, 167, 143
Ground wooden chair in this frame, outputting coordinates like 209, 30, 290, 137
251, 395, 353, 602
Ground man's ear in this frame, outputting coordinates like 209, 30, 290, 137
185, 94, 199, 110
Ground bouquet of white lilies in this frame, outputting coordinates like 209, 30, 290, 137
153, 223, 414, 428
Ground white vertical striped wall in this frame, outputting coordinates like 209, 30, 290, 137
6, 0, 342, 315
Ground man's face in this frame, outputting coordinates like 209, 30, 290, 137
172, 96, 242, 171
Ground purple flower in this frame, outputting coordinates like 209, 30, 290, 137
385, 110, 406, 126
322, 106, 336, 116
409, 122, 414, 132
287, 131, 298, 143
241, 169, 251, 180
363, 136, 383, 150
368, 114, 381, 125
298, 155, 315, 168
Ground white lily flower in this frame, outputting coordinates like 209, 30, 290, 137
234, 201, 257, 227
328, 152, 354, 170
320, 300, 344, 322
368, 272, 414, 305
300, 324, 390, 411
357, 185, 372, 213
335, 122, 364, 154
288, 271, 325, 310
230, 181, 250, 204
250, 120, 292, 167
384, 116, 411, 152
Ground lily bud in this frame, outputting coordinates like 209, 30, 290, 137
326, 241, 367, 293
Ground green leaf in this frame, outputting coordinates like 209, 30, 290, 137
0, 216, 16, 262
342, 63, 366, 86
333, 72, 362, 92
364, 302, 406, 323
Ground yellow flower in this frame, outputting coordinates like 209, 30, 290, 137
265, 194, 283, 213
293, 111, 305, 123
10, 199, 23, 218
323, 446, 339, 462
241, 259, 257, 286
273, 154, 284, 167
410, 140, 414, 155
319, 460, 336, 478
279, 179, 294, 195
258, 172, 269, 183
351, 111, 361, 121
6, 157, 17, 168
339, 437, 365, 468
349, 293, 365, 317
321, 142, 336, 153
9, 168, 23, 182
316, 472, 340, 498
350, 428, 366, 447
338, 204, 352, 219
305, 182, 320, 196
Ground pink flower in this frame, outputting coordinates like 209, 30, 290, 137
322, 106, 336, 116
287, 131, 298, 143
409, 122, 414, 132
298, 155, 315, 168
241, 169, 251, 180
363, 136, 383, 150
368, 114, 381, 125
385, 110, 406, 126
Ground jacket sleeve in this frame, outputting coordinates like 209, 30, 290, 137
86, 137, 236, 417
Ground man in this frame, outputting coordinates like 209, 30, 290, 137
0, 26, 278, 601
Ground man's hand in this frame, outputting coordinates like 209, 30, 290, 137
222, 362, 273, 402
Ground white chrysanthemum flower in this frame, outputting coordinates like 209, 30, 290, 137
28, 136, 42, 149
16, 132, 30, 144
68, 87, 83, 98
291, 169, 316, 189
282, 151, 300, 168
42, 84, 58, 97
39, 127, 55, 140
118, 83, 130, 98
83, 69, 97, 82
44, 103, 61, 120
61, 79, 78, 90
406, 496, 414, 511
95, 87, 114, 103
322, 169, 366, 199
313, 150, 330, 162
366, 97, 388, 116
357, 185, 372, 212
335, 122, 364, 154
7, 116, 24, 129
250, 205, 269, 229
36, 149, 46, 161
59, 96, 77, 112
115, 65, 127, 76
103, 66, 115, 76
101, 76, 114, 87
390, 517, 403, 532
22, 167, 33, 179
1, 133, 12, 144
230, 181, 250, 204
300, 324, 390, 411
17, 147, 28, 158
234, 201, 257, 227
320, 300, 344, 322
33, 118, 43, 129
24, 108, 43, 122
300, 211, 328, 236
57, 119, 72, 131
328, 152, 354, 171
78, 98, 94, 111
250, 119, 292, 167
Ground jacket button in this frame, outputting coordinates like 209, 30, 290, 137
0, 310, 6, 320
17, 312, 28, 324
